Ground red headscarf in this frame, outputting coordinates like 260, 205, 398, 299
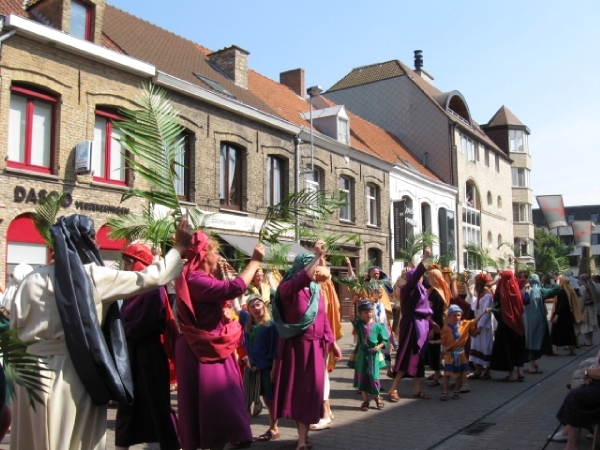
175, 231, 242, 363
122, 244, 153, 272
498, 270, 525, 336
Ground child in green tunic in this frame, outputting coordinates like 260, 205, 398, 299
348, 300, 388, 411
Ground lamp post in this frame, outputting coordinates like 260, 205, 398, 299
306, 85, 323, 175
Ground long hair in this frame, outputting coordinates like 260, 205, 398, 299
245, 294, 271, 333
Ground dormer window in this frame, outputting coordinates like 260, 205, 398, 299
338, 118, 349, 144
301, 105, 350, 145
70, 0, 93, 41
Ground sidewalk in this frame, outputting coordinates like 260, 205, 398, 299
1, 322, 597, 450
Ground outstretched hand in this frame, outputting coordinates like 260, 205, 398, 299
173, 218, 193, 255
314, 240, 326, 259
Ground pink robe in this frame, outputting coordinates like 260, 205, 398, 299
273, 269, 334, 424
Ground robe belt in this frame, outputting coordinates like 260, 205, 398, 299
28, 339, 67, 355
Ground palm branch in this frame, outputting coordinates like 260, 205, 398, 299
334, 258, 391, 296
464, 243, 497, 270
32, 192, 67, 248
264, 242, 293, 272
395, 231, 440, 265
0, 329, 52, 410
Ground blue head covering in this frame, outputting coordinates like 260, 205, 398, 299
448, 304, 463, 316
272, 252, 320, 339
366, 265, 393, 294
528, 273, 542, 303
358, 299, 374, 312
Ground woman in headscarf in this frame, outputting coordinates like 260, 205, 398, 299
551, 277, 582, 356
468, 272, 494, 380
387, 247, 437, 402
115, 244, 180, 450
490, 270, 527, 382
9, 214, 190, 450
522, 273, 560, 374
364, 265, 394, 323
578, 274, 599, 347
425, 268, 450, 387
175, 231, 264, 450
272, 240, 342, 450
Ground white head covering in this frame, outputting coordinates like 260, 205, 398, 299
564, 270, 580, 289
2, 263, 34, 308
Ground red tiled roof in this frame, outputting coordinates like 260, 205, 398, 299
486, 105, 525, 127
248, 70, 440, 182
0, 0, 30, 17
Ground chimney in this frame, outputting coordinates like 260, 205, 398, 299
280, 68, 305, 97
413, 49, 435, 85
208, 45, 249, 89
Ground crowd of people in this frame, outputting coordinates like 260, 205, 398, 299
1, 213, 599, 450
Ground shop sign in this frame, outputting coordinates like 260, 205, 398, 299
13, 186, 72, 207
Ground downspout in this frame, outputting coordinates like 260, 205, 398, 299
294, 132, 302, 243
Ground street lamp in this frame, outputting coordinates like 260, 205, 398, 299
306, 85, 323, 175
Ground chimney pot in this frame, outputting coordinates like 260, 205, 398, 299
414, 50, 423, 71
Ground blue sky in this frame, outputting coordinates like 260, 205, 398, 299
109, 0, 600, 206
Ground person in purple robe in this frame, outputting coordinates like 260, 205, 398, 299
272, 240, 342, 450
175, 231, 265, 450
115, 243, 180, 450
388, 247, 438, 401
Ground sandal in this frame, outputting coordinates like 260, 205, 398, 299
528, 369, 543, 374
467, 373, 481, 380
427, 379, 440, 387
440, 392, 448, 401
360, 401, 370, 411
453, 391, 460, 399
459, 384, 470, 393
258, 430, 280, 441
309, 418, 331, 430
412, 391, 430, 399
375, 396, 385, 409
388, 390, 400, 402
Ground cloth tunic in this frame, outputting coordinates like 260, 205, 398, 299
115, 288, 180, 449
426, 289, 445, 371
469, 292, 494, 367
9, 249, 182, 450
441, 319, 477, 376
490, 290, 526, 372
176, 272, 251, 450
579, 285, 599, 334
551, 289, 578, 347
348, 318, 388, 394
273, 269, 334, 425
523, 285, 560, 361
393, 262, 431, 376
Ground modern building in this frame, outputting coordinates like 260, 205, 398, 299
324, 52, 515, 272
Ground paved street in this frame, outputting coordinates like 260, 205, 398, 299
1, 322, 597, 450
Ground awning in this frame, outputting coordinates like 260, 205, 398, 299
218, 233, 308, 263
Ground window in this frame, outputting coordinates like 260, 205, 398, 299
367, 248, 382, 267
478, 144, 484, 162
495, 154, 500, 173
338, 119, 349, 145
567, 213, 575, 224
465, 182, 478, 208
591, 212, 598, 223
487, 191, 493, 206
70, 0, 93, 41
514, 238, 530, 256
306, 169, 321, 213
8, 86, 56, 174
568, 256, 579, 267
460, 134, 476, 162
93, 110, 126, 185
497, 196, 502, 212
438, 208, 455, 257
220, 143, 243, 209
591, 234, 600, 245
509, 129, 528, 153
366, 184, 378, 226
498, 234, 503, 248
513, 203, 532, 222
266, 156, 284, 207
339, 176, 353, 221
511, 168, 530, 187
484, 149, 490, 167
421, 203, 431, 233
487, 231, 493, 247
174, 133, 191, 199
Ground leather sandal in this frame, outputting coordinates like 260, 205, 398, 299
375, 396, 385, 409
360, 400, 370, 411
452, 391, 460, 399
440, 391, 448, 401
388, 389, 400, 402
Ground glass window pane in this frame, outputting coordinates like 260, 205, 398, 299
228, 149, 239, 206
8, 95, 27, 163
220, 146, 226, 201
174, 136, 186, 196
266, 157, 272, 206
109, 126, 125, 181
93, 116, 107, 177
70, 2, 88, 39
273, 158, 281, 205
30, 100, 52, 167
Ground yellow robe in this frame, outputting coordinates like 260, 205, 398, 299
317, 269, 343, 371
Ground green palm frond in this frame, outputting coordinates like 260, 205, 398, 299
334, 258, 391, 295
258, 189, 346, 244
464, 244, 497, 270
264, 242, 292, 272
395, 231, 440, 264
32, 192, 67, 248
0, 329, 52, 410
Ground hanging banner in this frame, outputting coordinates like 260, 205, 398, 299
535, 195, 567, 229
571, 220, 593, 247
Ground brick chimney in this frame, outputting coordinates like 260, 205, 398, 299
208, 45, 249, 89
280, 68, 305, 97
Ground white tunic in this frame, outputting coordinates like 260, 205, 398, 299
468, 292, 494, 367
9, 249, 183, 450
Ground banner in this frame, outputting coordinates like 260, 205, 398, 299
571, 220, 593, 247
535, 195, 567, 229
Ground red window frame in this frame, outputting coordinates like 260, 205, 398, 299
93, 109, 127, 186
7, 85, 57, 175
72, 0, 93, 41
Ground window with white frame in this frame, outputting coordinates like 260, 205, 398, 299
514, 238, 530, 256
8, 86, 56, 174
339, 176, 352, 221
484, 149, 490, 167
305, 168, 321, 213
338, 119, 349, 145
70, 0, 93, 41
220, 143, 243, 209
495, 154, 500, 172
511, 168, 530, 187
421, 202, 432, 233
590, 212, 598, 223
509, 129, 528, 153
266, 156, 284, 207
460, 134, 476, 162
366, 184, 378, 226
173, 133, 190, 199
512, 203, 532, 222
93, 109, 126, 184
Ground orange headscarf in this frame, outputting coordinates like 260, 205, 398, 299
498, 270, 524, 335
427, 268, 452, 308
316, 266, 343, 371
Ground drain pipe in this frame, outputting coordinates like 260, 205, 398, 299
294, 132, 302, 242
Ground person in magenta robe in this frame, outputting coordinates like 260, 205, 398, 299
387, 247, 438, 401
272, 240, 342, 450
115, 243, 180, 450
175, 231, 264, 450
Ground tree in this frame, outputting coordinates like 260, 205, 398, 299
533, 227, 572, 279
